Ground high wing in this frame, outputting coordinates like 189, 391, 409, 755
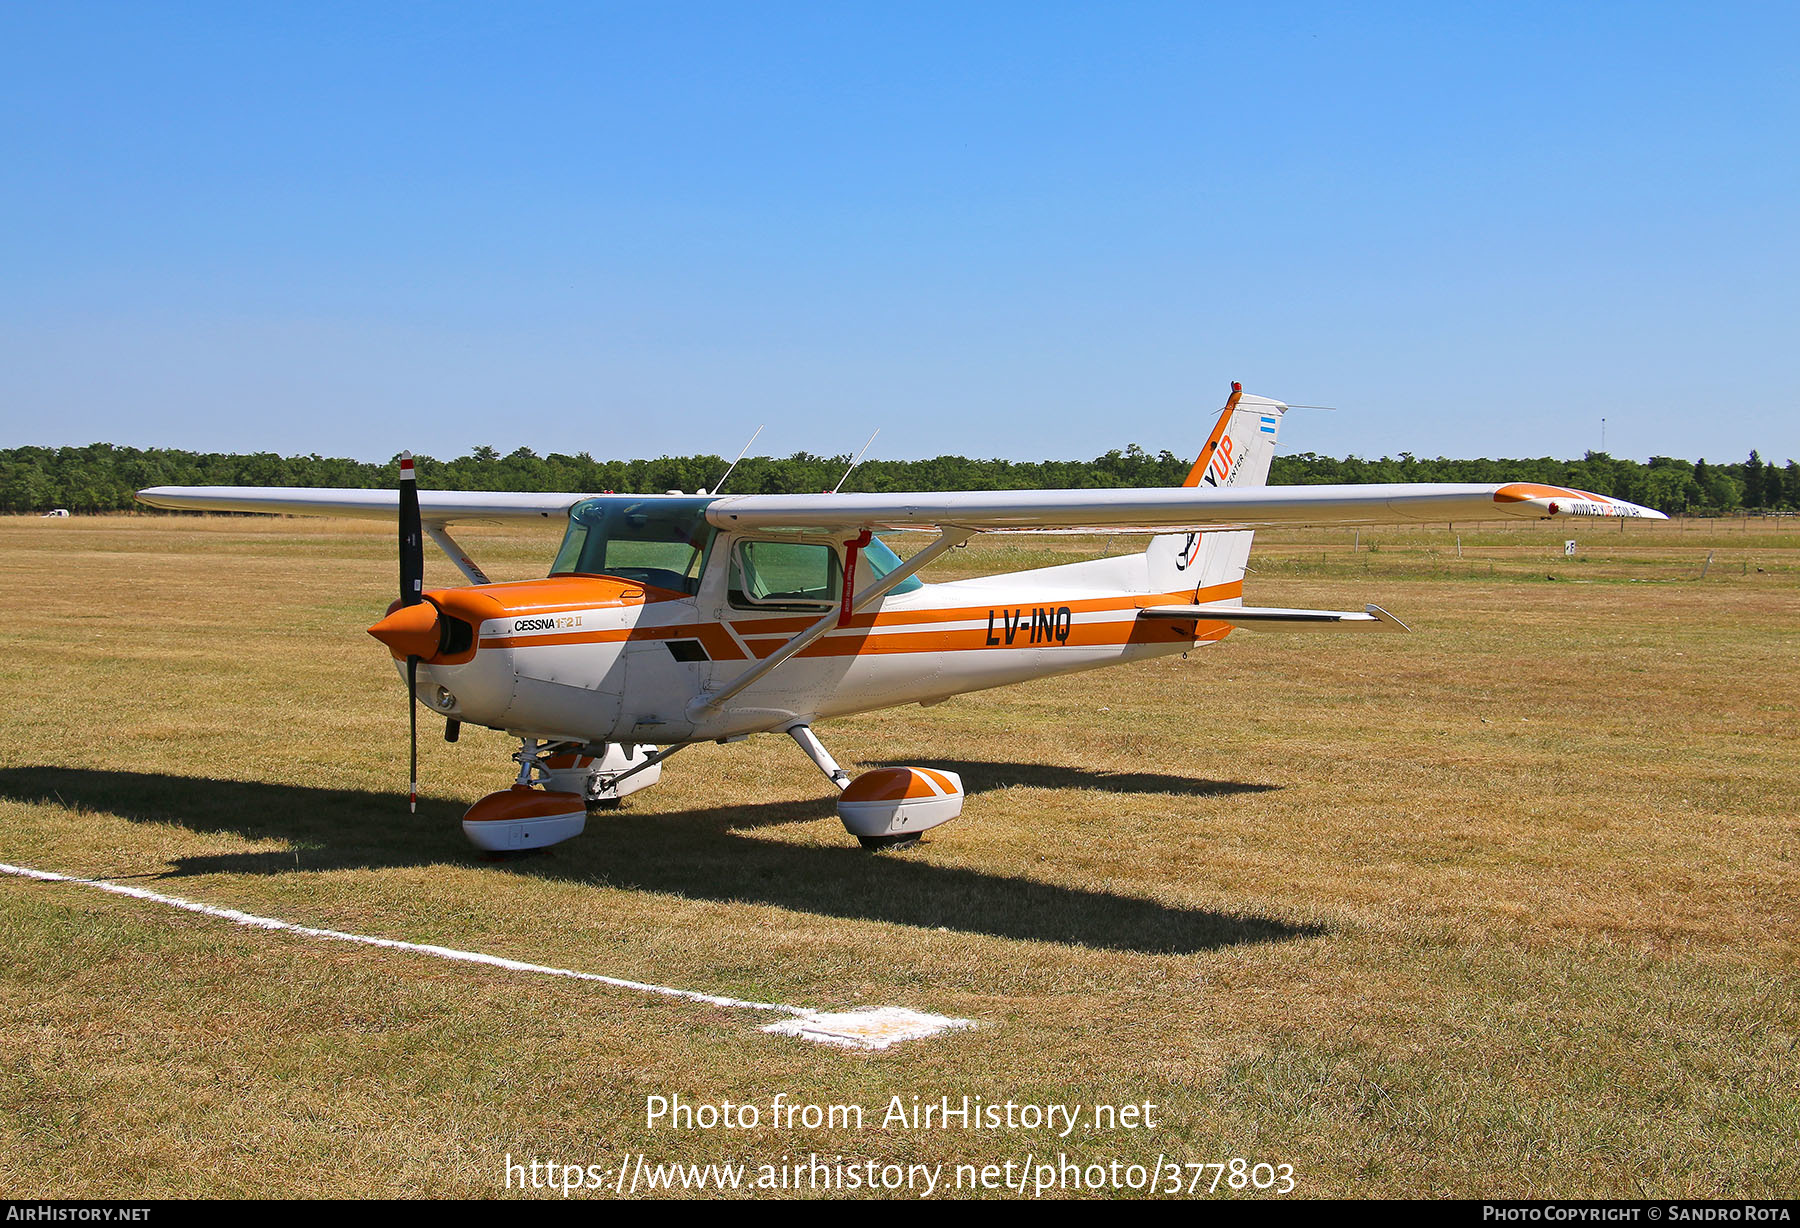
134, 486, 585, 522
702, 482, 1665, 532
136, 479, 1665, 530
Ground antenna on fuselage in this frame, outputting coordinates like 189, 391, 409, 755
832, 428, 880, 493
710, 425, 764, 496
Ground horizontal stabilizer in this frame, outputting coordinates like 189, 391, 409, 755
1137, 602, 1410, 632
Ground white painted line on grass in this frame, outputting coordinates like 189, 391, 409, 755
1, 861, 977, 1051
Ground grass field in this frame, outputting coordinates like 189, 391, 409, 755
1, 512, 1794, 1198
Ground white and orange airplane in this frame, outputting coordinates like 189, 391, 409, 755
137, 385, 1663, 853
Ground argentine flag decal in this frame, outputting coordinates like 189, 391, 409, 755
1260, 415, 1278, 434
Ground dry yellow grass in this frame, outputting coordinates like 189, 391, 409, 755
1, 513, 1794, 1198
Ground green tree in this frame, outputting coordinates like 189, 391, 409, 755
1643, 463, 1702, 514
1742, 450, 1765, 508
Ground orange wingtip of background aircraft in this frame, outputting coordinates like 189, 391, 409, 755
137, 384, 1663, 854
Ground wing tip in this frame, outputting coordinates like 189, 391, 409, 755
134, 486, 178, 509
1493, 482, 1666, 520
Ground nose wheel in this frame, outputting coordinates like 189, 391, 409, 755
459, 739, 587, 854
856, 832, 923, 851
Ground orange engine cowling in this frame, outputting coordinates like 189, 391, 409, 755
461, 785, 586, 852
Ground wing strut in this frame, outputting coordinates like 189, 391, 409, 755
687, 526, 975, 718
424, 523, 492, 585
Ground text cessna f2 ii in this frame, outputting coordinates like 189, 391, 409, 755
138, 385, 1664, 855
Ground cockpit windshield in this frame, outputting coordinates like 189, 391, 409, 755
551, 496, 716, 595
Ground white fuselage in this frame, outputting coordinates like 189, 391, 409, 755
409, 543, 1237, 746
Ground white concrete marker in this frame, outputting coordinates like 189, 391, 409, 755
761, 1006, 976, 1049
1, 862, 977, 1051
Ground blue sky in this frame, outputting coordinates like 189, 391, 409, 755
2, 2, 1795, 465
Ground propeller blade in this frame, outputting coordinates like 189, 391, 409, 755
399, 451, 423, 607
407, 655, 419, 814
400, 452, 422, 814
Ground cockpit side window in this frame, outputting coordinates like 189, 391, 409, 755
728, 539, 842, 610
551, 497, 716, 595
722, 533, 923, 609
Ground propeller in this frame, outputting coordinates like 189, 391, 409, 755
399, 451, 423, 813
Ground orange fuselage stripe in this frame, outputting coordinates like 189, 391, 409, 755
475, 582, 1243, 657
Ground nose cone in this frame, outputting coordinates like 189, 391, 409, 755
368, 601, 441, 659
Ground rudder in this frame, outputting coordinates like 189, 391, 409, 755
1180, 382, 1286, 490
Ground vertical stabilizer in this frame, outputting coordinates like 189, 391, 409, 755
1144, 383, 1287, 599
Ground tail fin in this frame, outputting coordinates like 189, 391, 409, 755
1179, 382, 1286, 489
1146, 383, 1287, 600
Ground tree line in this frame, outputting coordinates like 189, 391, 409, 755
3, 440, 1797, 516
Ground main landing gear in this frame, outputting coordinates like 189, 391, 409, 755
456, 728, 963, 855
785, 724, 965, 850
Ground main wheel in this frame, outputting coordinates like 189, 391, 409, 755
858, 832, 922, 851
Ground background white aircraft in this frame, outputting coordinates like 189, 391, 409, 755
138, 385, 1663, 853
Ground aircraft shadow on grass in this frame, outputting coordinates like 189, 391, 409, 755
865, 759, 1280, 800
0, 765, 1319, 957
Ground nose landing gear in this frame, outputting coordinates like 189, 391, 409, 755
460, 739, 587, 853
460, 738, 674, 854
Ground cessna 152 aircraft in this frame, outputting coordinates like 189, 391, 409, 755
137, 385, 1663, 853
